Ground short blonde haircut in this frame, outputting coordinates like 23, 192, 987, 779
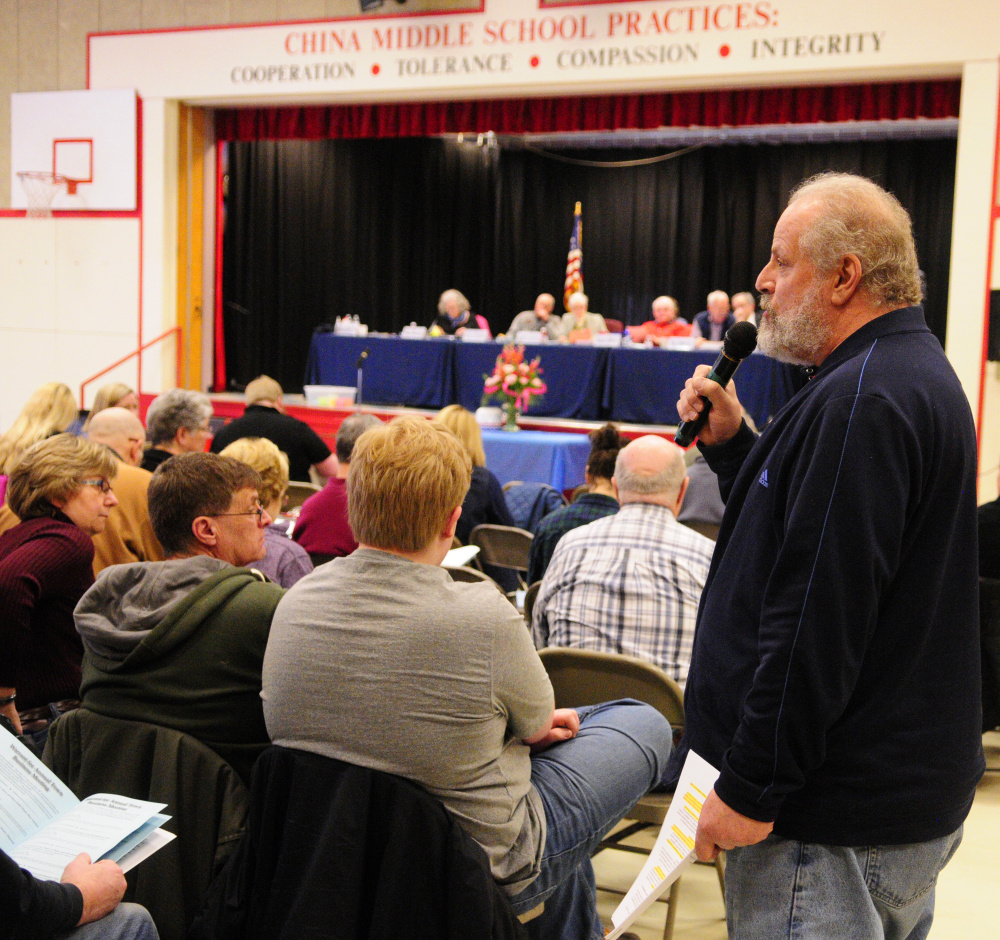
7, 434, 118, 521
219, 437, 289, 507
436, 405, 486, 468
348, 417, 471, 553
245, 375, 283, 405
0, 382, 78, 474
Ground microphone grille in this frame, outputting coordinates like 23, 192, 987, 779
723, 321, 758, 359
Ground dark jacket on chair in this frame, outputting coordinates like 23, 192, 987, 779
190, 746, 527, 940
44, 709, 250, 940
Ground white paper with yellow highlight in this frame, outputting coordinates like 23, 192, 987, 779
606, 750, 720, 939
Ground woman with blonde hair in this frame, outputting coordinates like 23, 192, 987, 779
0, 434, 118, 741
0, 382, 78, 506
435, 406, 516, 588
219, 437, 313, 588
82, 382, 140, 431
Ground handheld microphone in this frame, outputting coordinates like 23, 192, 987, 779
674, 321, 758, 447
355, 349, 370, 370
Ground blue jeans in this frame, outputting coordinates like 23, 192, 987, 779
65, 903, 160, 940
725, 828, 963, 940
507, 699, 674, 940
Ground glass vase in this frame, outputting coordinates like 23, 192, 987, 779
503, 401, 521, 432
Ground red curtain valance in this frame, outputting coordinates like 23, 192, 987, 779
215, 80, 960, 141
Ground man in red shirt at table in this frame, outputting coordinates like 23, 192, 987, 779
628, 295, 691, 345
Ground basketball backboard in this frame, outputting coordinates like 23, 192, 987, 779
10, 88, 137, 211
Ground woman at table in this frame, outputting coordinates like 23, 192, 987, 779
435, 406, 517, 589
431, 288, 472, 336
0, 434, 118, 741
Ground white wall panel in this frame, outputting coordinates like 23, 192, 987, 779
54, 217, 140, 335
0, 218, 58, 331
0, 329, 59, 427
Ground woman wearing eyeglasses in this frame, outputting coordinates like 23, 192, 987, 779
0, 434, 118, 743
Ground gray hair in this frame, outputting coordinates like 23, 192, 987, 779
336, 413, 383, 464
146, 389, 213, 446
789, 172, 922, 309
437, 289, 471, 316
614, 439, 686, 498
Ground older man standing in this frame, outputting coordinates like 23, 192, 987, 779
691, 290, 735, 344
675, 173, 982, 939
86, 407, 163, 574
532, 436, 713, 687
507, 293, 565, 341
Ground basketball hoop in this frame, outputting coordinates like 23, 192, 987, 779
16, 171, 80, 218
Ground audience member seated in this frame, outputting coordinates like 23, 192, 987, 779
1, 846, 159, 940
507, 293, 565, 342
980, 471, 1000, 579
141, 389, 214, 473
81, 382, 140, 433
219, 437, 313, 588
86, 408, 164, 575
560, 291, 607, 344
533, 436, 714, 687
210, 376, 337, 482
677, 453, 726, 531
74, 453, 285, 785
691, 290, 736, 345
527, 424, 623, 586
293, 413, 382, 560
261, 416, 673, 940
0, 381, 78, 517
435, 405, 517, 589
627, 295, 691, 345
731, 290, 758, 326
0, 435, 118, 743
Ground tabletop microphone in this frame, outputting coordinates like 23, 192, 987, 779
355, 349, 370, 369
674, 321, 758, 447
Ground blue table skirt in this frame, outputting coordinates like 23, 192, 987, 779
305, 334, 795, 429
306, 334, 453, 409
481, 429, 592, 492
453, 343, 606, 420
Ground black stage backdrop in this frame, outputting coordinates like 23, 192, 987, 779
222, 137, 956, 392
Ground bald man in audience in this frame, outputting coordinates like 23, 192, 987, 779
532, 436, 715, 687
86, 408, 163, 574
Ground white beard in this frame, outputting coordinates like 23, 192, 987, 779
757, 284, 832, 365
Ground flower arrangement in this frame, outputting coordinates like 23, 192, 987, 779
482, 345, 547, 431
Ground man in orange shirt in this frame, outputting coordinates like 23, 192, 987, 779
628, 295, 691, 344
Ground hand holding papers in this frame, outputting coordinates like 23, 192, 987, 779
0, 724, 174, 882
605, 750, 720, 940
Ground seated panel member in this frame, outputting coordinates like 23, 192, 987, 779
507, 293, 565, 341
533, 436, 714, 687
262, 417, 672, 940
627, 295, 691, 344
691, 290, 736, 344
731, 290, 758, 326
561, 291, 607, 343
431, 288, 473, 336
75, 453, 285, 785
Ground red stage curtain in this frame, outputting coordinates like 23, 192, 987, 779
215, 81, 960, 141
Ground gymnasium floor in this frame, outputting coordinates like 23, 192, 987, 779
594, 732, 1000, 939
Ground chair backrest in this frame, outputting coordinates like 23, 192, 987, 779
523, 580, 542, 626
447, 565, 504, 592
604, 318, 625, 334
285, 480, 321, 511
680, 519, 720, 541
45, 708, 249, 940
470, 524, 533, 573
538, 647, 684, 729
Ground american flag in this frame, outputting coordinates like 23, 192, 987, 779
563, 201, 583, 310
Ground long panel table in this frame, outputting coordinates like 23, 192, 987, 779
305, 333, 798, 429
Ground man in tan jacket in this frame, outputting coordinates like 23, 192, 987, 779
86, 408, 163, 574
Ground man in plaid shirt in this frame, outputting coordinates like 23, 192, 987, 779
531, 436, 714, 686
